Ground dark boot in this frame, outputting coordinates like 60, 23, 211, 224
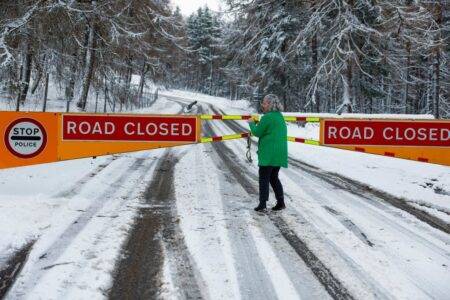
254, 203, 267, 212
272, 202, 286, 211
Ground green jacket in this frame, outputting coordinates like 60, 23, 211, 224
249, 111, 288, 168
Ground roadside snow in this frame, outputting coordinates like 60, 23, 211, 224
0, 156, 109, 262
287, 141, 450, 223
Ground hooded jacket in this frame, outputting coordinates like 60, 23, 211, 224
249, 111, 288, 167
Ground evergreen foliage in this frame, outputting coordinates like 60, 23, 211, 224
0, 1, 448, 117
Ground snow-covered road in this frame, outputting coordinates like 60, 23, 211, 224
165, 99, 450, 299
1, 93, 449, 299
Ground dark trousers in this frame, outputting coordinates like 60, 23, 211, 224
259, 166, 284, 207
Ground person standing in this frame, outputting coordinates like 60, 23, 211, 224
248, 94, 288, 212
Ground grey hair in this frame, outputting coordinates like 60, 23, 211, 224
263, 94, 284, 112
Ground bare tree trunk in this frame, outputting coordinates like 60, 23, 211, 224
427, 68, 432, 113
42, 72, 49, 112
338, 74, 352, 114
347, 59, 353, 109
76, 19, 96, 111
30, 60, 43, 94
434, 51, 441, 119
368, 77, 373, 114
311, 33, 320, 112
137, 62, 147, 107
433, 1, 442, 119
94, 89, 99, 113
124, 54, 133, 109
404, 41, 411, 114
15, 65, 23, 111
414, 66, 421, 114
209, 53, 213, 94
337, 60, 353, 114
65, 49, 77, 100
103, 74, 108, 113
387, 73, 392, 113
16, 35, 32, 110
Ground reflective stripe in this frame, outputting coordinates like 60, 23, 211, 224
203, 134, 319, 145
222, 115, 251, 120
201, 137, 213, 143
284, 116, 297, 122
202, 114, 320, 122
222, 134, 243, 140
305, 140, 320, 146
287, 136, 320, 146
284, 116, 320, 122
201, 115, 254, 120
201, 132, 250, 143
306, 117, 320, 123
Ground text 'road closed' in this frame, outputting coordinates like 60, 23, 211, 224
62, 115, 197, 142
324, 120, 450, 147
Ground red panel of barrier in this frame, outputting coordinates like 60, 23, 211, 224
62, 114, 197, 142
323, 120, 450, 147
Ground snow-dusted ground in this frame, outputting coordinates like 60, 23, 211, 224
0, 98, 184, 298
0, 89, 449, 299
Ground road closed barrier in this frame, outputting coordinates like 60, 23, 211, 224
320, 119, 450, 166
1, 112, 200, 169
2, 111, 449, 169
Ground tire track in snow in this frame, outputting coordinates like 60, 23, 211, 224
284, 163, 450, 251
109, 149, 205, 300
199, 106, 286, 299
213, 110, 450, 298
52, 97, 164, 200
53, 155, 163, 299
203, 113, 391, 297
53, 155, 119, 199
0, 241, 35, 299
7, 154, 155, 298
203, 119, 352, 300
288, 158, 450, 234
322, 206, 375, 247
213, 107, 450, 235
205, 164, 280, 298
281, 167, 450, 299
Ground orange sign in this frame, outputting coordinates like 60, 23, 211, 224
1, 112, 201, 169
320, 118, 450, 166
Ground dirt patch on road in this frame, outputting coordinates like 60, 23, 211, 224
109, 150, 204, 299
0, 241, 35, 298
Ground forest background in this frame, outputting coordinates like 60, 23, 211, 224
0, 0, 448, 117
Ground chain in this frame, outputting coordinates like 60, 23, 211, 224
246, 135, 253, 163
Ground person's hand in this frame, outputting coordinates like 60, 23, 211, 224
247, 115, 259, 124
